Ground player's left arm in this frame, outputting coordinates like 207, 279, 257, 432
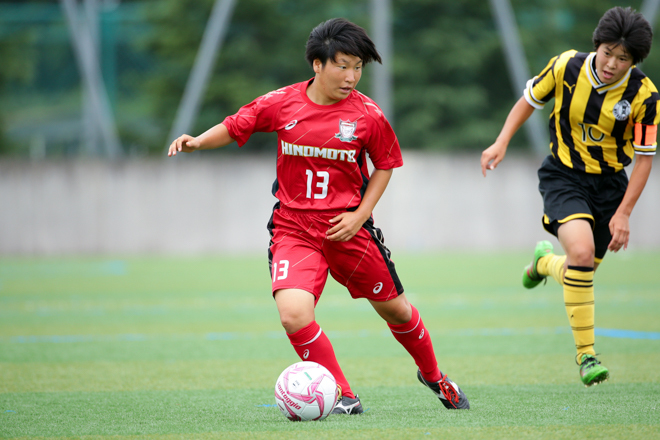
326, 168, 393, 242
608, 154, 653, 252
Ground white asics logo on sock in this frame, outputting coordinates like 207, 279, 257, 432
419, 329, 425, 339
303, 349, 310, 359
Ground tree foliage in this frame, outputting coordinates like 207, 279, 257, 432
140, 0, 654, 153
0, 0, 656, 156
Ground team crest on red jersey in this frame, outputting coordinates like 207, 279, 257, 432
335, 119, 358, 142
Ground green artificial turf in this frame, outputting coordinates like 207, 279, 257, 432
1, 251, 659, 439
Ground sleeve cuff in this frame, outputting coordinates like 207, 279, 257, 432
523, 77, 545, 110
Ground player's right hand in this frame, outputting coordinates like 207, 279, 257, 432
168, 134, 201, 156
480, 142, 507, 177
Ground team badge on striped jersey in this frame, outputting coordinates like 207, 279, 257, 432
613, 100, 631, 121
335, 119, 358, 142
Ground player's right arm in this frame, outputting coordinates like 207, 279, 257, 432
481, 96, 535, 176
168, 123, 236, 157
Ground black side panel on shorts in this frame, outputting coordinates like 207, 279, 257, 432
361, 217, 404, 295
271, 178, 279, 197
267, 201, 281, 279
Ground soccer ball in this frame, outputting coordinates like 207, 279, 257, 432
274, 361, 339, 421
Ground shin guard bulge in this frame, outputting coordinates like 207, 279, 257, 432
537, 254, 567, 285
287, 321, 354, 398
563, 266, 596, 361
388, 305, 442, 383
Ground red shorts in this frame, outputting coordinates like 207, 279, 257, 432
267, 205, 404, 303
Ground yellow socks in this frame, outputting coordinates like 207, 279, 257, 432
537, 255, 596, 362
563, 265, 596, 361
537, 254, 567, 285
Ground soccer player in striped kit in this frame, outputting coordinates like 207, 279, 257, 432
481, 7, 658, 387
169, 18, 469, 411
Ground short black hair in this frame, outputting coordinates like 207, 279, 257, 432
593, 6, 653, 64
305, 18, 382, 68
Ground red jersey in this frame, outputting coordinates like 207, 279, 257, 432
222, 79, 403, 211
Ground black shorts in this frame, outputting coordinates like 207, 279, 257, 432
538, 155, 628, 260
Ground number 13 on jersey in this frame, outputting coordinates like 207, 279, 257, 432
306, 169, 329, 199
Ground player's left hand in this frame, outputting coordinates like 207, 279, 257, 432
327, 211, 367, 242
608, 212, 630, 252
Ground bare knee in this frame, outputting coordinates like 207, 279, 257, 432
274, 289, 316, 334
557, 220, 596, 268
386, 305, 412, 325
279, 310, 312, 334
567, 246, 595, 268
370, 295, 412, 325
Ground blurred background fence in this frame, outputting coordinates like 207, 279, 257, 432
2, 0, 659, 254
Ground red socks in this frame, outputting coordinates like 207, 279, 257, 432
287, 306, 441, 396
287, 321, 355, 398
388, 304, 442, 383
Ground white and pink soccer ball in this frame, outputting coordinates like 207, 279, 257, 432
274, 361, 339, 421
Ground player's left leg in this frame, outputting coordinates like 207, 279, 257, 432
325, 219, 468, 409
370, 294, 470, 409
557, 219, 609, 386
523, 239, 571, 288
534, 247, 602, 287
370, 294, 438, 381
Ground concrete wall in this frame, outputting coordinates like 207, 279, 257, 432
2, 153, 658, 255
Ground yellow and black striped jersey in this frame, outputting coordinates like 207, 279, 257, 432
524, 50, 659, 174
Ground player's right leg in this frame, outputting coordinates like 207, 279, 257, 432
269, 207, 360, 410
274, 289, 360, 408
557, 219, 608, 386
275, 288, 359, 403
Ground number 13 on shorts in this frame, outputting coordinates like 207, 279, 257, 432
273, 260, 289, 281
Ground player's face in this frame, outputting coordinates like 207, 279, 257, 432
311, 53, 363, 105
595, 43, 633, 84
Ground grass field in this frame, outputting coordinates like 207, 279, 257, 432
1, 251, 659, 439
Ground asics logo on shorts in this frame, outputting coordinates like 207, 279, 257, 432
373, 282, 383, 294
419, 329, 425, 340
303, 349, 310, 359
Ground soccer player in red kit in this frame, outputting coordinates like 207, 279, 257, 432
169, 18, 469, 412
